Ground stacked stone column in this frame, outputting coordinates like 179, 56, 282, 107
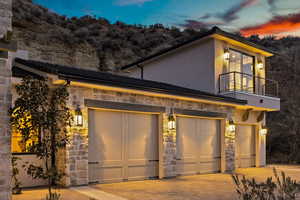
0, 0, 13, 199
160, 113, 177, 178
224, 120, 236, 173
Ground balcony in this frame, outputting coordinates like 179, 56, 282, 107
219, 71, 280, 111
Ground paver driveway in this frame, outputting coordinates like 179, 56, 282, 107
13, 166, 300, 200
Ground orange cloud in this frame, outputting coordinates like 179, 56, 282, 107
240, 12, 300, 37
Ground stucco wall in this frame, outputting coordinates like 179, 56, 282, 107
12, 154, 48, 188
126, 38, 267, 97
0, 0, 12, 199
127, 39, 216, 93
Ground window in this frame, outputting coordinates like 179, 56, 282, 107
228, 49, 254, 93
12, 131, 38, 153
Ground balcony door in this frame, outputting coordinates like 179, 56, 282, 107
228, 50, 254, 93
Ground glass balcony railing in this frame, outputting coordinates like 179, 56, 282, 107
219, 71, 279, 97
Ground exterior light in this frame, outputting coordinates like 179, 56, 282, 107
224, 48, 230, 60
257, 60, 264, 70
168, 109, 176, 130
74, 106, 83, 126
260, 126, 268, 136
228, 119, 236, 132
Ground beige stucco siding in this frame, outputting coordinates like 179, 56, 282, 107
128, 39, 216, 93
127, 38, 268, 97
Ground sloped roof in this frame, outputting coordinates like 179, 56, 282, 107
13, 58, 247, 105
121, 26, 275, 71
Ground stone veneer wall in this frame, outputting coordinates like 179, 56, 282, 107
224, 121, 236, 173
63, 86, 235, 186
0, 0, 12, 199
161, 113, 177, 177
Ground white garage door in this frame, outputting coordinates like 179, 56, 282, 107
88, 109, 159, 183
236, 125, 256, 168
176, 116, 221, 175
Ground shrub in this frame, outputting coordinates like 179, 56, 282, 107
74, 27, 89, 39
12, 156, 22, 195
232, 168, 300, 200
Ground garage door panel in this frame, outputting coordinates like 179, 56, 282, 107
127, 113, 158, 161
177, 117, 197, 160
127, 113, 158, 180
128, 164, 158, 180
197, 120, 220, 156
88, 164, 123, 184
177, 116, 221, 175
127, 160, 157, 168
236, 125, 256, 168
98, 167, 123, 183
88, 109, 158, 183
98, 160, 124, 167
238, 156, 255, 168
176, 162, 197, 176
88, 110, 124, 162
198, 158, 220, 173
199, 155, 221, 162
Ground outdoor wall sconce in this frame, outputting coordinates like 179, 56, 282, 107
259, 126, 268, 136
224, 48, 230, 60
168, 108, 176, 130
257, 60, 264, 70
228, 119, 236, 132
74, 105, 83, 126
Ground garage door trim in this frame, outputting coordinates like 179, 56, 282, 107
85, 99, 165, 113
174, 108, 226, 119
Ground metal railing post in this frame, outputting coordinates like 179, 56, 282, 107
219, 74, 221, 93
233, 71, 236, 93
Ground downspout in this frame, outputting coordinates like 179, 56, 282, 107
137, 64, 144, 80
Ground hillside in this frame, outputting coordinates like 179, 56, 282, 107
12, 0, 202, 71
12, 0, 300, 164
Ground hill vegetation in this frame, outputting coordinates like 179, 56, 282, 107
12, 0, 300, 164
13, 0, 203, 71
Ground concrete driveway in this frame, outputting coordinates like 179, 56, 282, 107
13, 166, 300, 200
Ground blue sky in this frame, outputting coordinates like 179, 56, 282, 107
33, 0, 300, 36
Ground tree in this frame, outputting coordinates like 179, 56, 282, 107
10, 77, 72, 200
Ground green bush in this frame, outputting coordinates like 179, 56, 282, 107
232, 168, 300, 200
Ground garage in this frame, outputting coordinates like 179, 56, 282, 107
236, 125, 256, 168
88, 108, 159, 183
176, 116, 221, 175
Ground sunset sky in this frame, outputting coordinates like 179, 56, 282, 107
33, 0, 300, 37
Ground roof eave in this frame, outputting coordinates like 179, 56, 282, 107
13, 59, 248, 107
211, 33, 274, 57
121, 27, 275, 71
54, 75, 248, 108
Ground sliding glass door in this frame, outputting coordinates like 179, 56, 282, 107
228, 49, 254, 93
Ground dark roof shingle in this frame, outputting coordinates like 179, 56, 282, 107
14, 58, 247, 105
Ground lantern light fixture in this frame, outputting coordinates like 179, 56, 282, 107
168, 108, 176, 130
224, 48, 230, 60
74, 105, 83, 126
259, 126, 268, 136
257, 60, 264, 70
228, 119, 236, 132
